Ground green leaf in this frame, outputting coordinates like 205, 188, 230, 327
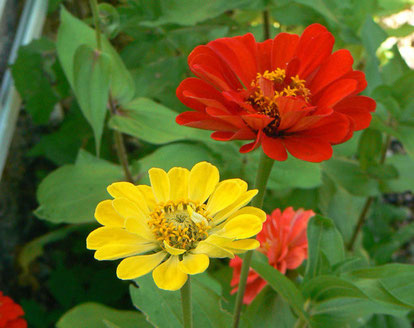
304, 275, 409, 328
245, 151, 321, 190
57, 7, 134, 104
357, 129, 382, 170
130, 274, 231, 328
386, 23, 414, 37
391, 70, 414, 109
360, 17, 387, 93
243, 290, 296, 328
305, 215, 345, 280
109, 97, 210, 144
382, 154, 414, 192
292, 0, 338, 23
140, 0, 252, 26
250, 252, 309, 323
18, 225, 82, 279
344, 264, 414, 309
11, 39, 59, 124
366, 314, 412, 328
56, 302, 150, 328
73, 45, 112, 153
35, 150, 123, 224
322, 158, 380, 196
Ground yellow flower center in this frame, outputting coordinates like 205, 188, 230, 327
148, 200, 210, 251
247, 69, 311, 136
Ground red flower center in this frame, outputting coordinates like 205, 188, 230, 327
246, 69, 311, 137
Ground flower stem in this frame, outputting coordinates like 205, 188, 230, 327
109, 95, 134, 183
347, 133, 391, 250
181, 278, 193, 328
89, 0, 102, 50
89, 0, 133, 183
232, 151, 274, 328
262, 9, 271, 40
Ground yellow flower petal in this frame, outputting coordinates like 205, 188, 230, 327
153, 256, 188, 290
149, 168, 170, 203
206, 179, 244, 215
116, 251, 166, 280
218, 239, 260, 254
188, 162, 219, 203
216, 214, 262, 239
163, 240, 186, 255
94, 243, 156, 260
95, 200, 124, 227
86, 226, 144, 249
125, 217, 154, 240
136, 185, 156, 213
112, 198, 143, 219
233, 179, 248, 192
178, 254, 209, 275
192, 237, 234, 258
227, 206, 267, 223
107, 182, 148, 214
168, 167, 189, 201
213, 190, 258, 224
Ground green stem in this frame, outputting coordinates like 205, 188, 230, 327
181, 278, 193, 328
108, 95, 134, 183
347, 133, 391, 251
262, 9, 271, 40
294, 317, 307, 328
89, 0, 102, 50
232, 151, 274, 328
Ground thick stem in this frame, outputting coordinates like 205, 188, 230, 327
347, 133, 391, 250
181, 278, 193, 328
109, 96, 134, 183
347, 196, 374, 251
232, 152, 274, 328
262, 9, 271, 40
89, 0, 102, 50
114, 130, 134, 183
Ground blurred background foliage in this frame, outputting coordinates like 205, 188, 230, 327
1, 0, 414, 326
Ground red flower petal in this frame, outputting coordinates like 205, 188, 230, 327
314, 79, 357, 108
176, 111, 237, 131
188, 46, 242, 91
257, 39, 273, 72
177, 78, 232, 112
282, 135, 333, 162
309, 49, 354, 94
208, 33, 258, 88
271, 33, 300, 70
296, 32, 335, 78
334, 95, 376, 130
261, 134, 288, 161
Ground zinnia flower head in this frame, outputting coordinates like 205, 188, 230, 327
0, 292, 27, 328
176, 24, 376, 162
87, 162, 266, 290
230, 207, 314, 304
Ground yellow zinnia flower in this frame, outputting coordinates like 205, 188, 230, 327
87, 161, 265, 291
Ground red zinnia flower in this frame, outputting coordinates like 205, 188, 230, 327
0, 292, 27, 328
176, 24, 376, 162
230, 207, 314, 304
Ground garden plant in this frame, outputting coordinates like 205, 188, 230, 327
2, 0, 414, 327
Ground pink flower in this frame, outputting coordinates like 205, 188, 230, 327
230, 207, 314, 304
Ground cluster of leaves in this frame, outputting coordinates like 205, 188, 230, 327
10, 0, 414, 327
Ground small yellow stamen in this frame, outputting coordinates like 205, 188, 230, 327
148, 200, 211, 251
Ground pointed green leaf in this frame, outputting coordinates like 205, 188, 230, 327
56, 302, 150, 328
73, 45, 111, 153
250, 252, 309, 323
57, 7, 134, 103
305, 215, 345, 280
